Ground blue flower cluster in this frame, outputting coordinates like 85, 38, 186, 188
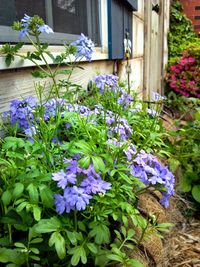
3, 96, 36, 129
107, 139, 174, 208
92, 105, 133, 140
130, 150, 175, 207
94, 74, 133, 109
52, 158, 111, 214
94, 74, 119, 93
19, 14, 53, 39
71, 33, 95, 61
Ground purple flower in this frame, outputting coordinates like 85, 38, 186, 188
64, 158, 83, 174
117, 89, 133, 109
64, 186, 92, 212
106, 116, 115, 125
19, 28, 29, 39
152, 92, 166, 102
124, 143, 136, 160
21, 14, 31, 26
54, 194, 66, 214
43, 98, 66, 120
71, 33, 95, 61
130, 151, 175, 208
9, 96, 36, 130
81, 177, 111, 194
146, 108, 158, 117
24, 126, 37, 137
82, 164, 101, 179
94, 74, 118, 93
18, 14, 31, 39
52, 169, 76, 189
37, 24, 53, 34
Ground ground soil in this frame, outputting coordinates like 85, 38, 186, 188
163, 195, 200, 267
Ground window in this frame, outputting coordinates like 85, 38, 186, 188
0, 0, 101, 45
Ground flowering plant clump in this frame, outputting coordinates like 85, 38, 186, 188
16, 14, 53, 39
94, 74, 133, 110
53, 160, 111, 213
0, 15, 174, 267
71, 33, 95, 61
130, 150, 175, 207
166, 50, 200, 98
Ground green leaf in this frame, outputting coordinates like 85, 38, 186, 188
31, 70, 49, 78
42, 43, 49, 50
29, 238, 43, 244
5, 54, 14, 67
91, 156, 105, 172
27, 183, 39, 204
0, 248, 25, 265
14, 42, 24, 52
29, 247, 40, 254
29, 255, 40, 261
1, 190, 12, 206
49, 232, 66, 260
0, 210, 22, 225
75, 140, 93, 154
69, 246, 87, 266
169, 158, 180, 173
106, 254, 123, 263
12, 183, 24, 198
114, 230, 122, 241
38, 184, 54, 208
119, 172, 133, 184
3, 137, 25, 150
86, 243, 98, 254
16, 201, 27, 212
14, 242, 26, 248
33, 205, 41, 221
127, 229, 135, 239
78, 156, 90, 169
192, 185, 200, 203
78, 221, 86, 232
121, 226, 126, 238
179, 178, 191, 193
89, 224, 110, 244
66, 231, 77, 245
127, 259, 145, 267
33, 217, 61, 233
56, 69, 72, 75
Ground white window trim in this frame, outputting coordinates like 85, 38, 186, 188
0, 0, 108, 70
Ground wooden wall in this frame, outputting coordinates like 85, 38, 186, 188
0, 61, 114, 114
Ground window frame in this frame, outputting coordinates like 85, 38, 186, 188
0, 0, 101, 45
0, 0, 108, 70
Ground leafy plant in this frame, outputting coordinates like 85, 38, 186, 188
0, 14, 174, 266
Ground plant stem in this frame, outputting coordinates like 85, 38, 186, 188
74, 210, 78, 231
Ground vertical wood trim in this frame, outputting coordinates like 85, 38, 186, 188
143, 0, 152, 100
45, 0, 53, 28
158, 0, 164, 94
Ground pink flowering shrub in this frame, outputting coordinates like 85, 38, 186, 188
166, 50, 200, 98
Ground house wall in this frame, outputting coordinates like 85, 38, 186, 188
180, 0, 200, 34
0, 0, 170, 114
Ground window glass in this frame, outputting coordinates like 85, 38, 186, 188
52, 0, 88, 35
0, 0, 46, 26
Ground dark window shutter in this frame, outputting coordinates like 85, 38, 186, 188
107, 0, 137, 60
126, 0, 138, 11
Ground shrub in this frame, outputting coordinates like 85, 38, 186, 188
166, 49, 200, 98
168, 0, 197, 63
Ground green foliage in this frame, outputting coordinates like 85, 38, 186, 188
168, 0, 197, 63
166, 99, 200, 208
